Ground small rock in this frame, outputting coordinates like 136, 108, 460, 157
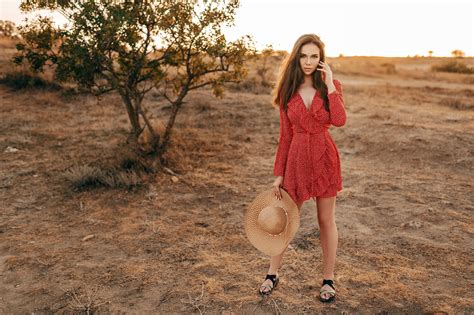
341, 148, 359, 155
400, 220, 423, 229
5, 146, 19, 153
171, 176, 179, 183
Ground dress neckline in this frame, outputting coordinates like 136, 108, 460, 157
297, 90, 317, 112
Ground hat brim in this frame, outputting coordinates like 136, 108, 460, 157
245, 188, 300, 256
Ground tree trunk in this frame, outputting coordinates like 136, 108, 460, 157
120, 92, 142, 145
136, 100, 160, 156
159, 87, 188, 156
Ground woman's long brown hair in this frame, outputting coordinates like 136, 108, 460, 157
272, 34, 330, 112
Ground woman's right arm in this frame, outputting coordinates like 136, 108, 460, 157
273, 103, 293, 177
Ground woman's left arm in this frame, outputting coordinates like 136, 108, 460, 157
318, 61, 347, 127
328, 79, 346, 127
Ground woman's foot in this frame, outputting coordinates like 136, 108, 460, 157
259, 274, 279, 295
319, 279, 336, 302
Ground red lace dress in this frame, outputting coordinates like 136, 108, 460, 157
273, 79, 346, 203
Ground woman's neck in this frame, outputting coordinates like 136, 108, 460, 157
301, 75, 313, 88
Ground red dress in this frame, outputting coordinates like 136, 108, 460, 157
273, 79, 346, 203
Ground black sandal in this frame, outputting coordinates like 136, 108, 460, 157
259, 274, 279, 295
319, 279, 336, 303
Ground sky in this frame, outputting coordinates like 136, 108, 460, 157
1, 0, 473, 57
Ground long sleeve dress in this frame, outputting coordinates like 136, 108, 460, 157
273, 79, 346, 203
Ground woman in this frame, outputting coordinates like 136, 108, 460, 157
259, 34, 346, 303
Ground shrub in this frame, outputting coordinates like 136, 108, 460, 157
439, 98, 474, 110
0, 20, 20, 38
431, 61, 474, 74
381, 62, 397, 74
0, 71, 61, 90
62, 164, 143, 191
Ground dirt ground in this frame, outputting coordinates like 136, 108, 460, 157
1, 37, 473, 313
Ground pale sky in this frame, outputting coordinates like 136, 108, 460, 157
1, 0, 473, 57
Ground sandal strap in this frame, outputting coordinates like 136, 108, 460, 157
322, 279, 335, 290
261, 282, 273, 290
265, 274, 278, 285
260, 275, 277, 293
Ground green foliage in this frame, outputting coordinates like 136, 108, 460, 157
16, 1, 170, 92
15, 0, 255, 96
14, 0, 256, 156
158, 0, 256, 98
13, 16, 62, 72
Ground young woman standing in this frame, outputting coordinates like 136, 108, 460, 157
259, 34, 346, 303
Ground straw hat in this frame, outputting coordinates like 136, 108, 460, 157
244, 188, 300, 256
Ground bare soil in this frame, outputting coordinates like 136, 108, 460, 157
1, 38, 473, 313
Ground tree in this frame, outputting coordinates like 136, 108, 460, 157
0, 20, 21, 38
155, 0, 256, 154
428, 50, 433, 57
14, 0, 255, 166
451, 50, 465, 58
255, 44, 274, 87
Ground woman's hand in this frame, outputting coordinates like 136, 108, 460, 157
273, 176, 284, 200
317, 61, 335, 89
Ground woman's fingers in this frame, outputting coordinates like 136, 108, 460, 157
273, 185, 282, 200
318, 61, 333, 83
319, 61, 330, 69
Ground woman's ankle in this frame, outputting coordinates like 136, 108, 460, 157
323, 274, 334, 280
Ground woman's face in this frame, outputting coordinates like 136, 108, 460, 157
299, 42, 321, 76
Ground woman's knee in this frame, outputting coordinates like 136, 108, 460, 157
316, 196, 336, 225
318, 215, 336, 228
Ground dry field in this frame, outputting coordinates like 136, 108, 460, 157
1, 36, 473, 313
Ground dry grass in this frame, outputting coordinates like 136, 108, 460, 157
60, 284, 111, 314
0, 36, 473, 313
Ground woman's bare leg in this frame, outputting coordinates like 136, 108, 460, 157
315, 195, 338, 299
260, 199, 304, 293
